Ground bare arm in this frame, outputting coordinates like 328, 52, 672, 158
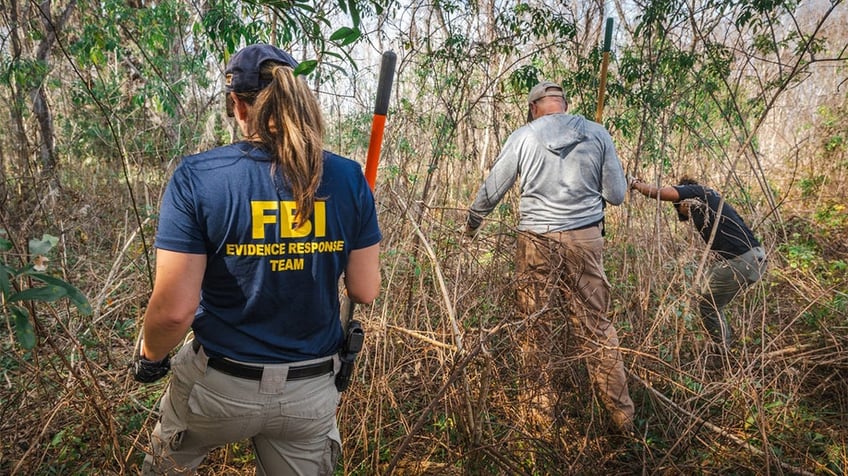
630, 178, 681, 202
344, 243, 381, 304
141, 249, 206, 361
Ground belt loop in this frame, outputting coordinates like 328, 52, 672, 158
260, 367, 288, 394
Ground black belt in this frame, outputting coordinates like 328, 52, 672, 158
572, 219, 603, 231
192, 340, 334, 381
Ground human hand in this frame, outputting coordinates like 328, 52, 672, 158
628, 175, 642, 189
132, 350, 171, 383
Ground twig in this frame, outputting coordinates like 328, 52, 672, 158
760, 343, 818, 360
386, 324, 457, 351
92, 213, 151, 325
12, 399, 66, 474
384, 342, 484, 475
631, 373, 817, 476
395, 192, 462, 351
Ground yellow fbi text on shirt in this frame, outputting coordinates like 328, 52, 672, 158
251, 200, 328, 239
223, 200, 345, 272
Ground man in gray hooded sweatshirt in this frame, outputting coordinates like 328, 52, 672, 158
465, 81, 634, 433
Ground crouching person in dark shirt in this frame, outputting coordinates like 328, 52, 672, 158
630, 176, 767, 351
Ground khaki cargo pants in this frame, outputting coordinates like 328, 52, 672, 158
699, 246, 768, 348
515, 224, 634, 430
141, 341, 341, 475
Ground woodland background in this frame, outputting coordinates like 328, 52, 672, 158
1, 0, 847, 474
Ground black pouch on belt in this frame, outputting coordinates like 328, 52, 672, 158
335, 320, 365, 392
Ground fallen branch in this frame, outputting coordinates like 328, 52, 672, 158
386, 324, 457, 351
760, 343, 819, 360
395, 193, 463, 351
630, 373, 817, 476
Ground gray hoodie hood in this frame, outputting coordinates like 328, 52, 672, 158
529, 114, 587, 156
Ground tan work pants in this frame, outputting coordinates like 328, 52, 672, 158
515, 224, 634, 429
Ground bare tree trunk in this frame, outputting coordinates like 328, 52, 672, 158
4, 0, 31, 172
30, 0, 77, 178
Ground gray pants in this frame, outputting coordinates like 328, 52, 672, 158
142, 341, 341, 475
699, 246, 767, 348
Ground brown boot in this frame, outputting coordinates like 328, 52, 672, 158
610, 409, 636, 436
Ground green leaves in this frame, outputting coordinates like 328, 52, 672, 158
0, 57, 50, 90
11, 306, 36, 350
29, 273, 94, 316
330, 26, 361, 47
294, 60, 319, 77
29, 234, 59, 256
199, 0, 370, 82
9, 284, 69, 303
1, 231, 92, 350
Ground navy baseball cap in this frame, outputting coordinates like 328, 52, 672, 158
225, 44, 299, 93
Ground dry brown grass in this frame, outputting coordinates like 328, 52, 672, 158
2, 154, 847, 476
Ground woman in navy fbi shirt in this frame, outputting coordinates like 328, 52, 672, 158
135, 44, 381, 475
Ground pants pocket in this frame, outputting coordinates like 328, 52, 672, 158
278, 377, 339, 440
318, 433, 342, 476
187, 382, 264, 419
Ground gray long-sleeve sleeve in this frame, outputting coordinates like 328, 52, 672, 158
599, 128, 627, 205
467, 136, 522, 229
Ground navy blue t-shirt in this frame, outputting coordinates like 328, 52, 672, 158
674, 184, 760, 258
155, 142, 382, 362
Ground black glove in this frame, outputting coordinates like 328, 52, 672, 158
132, 354, 171, 383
